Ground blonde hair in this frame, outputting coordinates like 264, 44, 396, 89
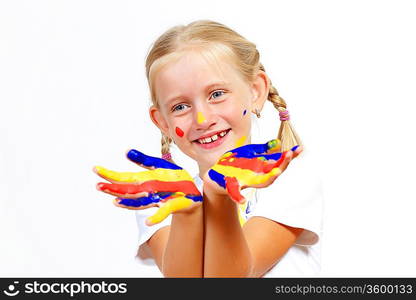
145, 20, 302, 160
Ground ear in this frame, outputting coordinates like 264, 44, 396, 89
149, 105, 170, 136
250, 70, 270, 112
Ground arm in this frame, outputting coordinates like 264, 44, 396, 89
202, 140, 304, 277
145, 206, 204, 277
203, 189, 302, 277
242, 216, 303, 277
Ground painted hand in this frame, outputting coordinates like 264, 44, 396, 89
206, 139, 302, 204
94, 150, 202, 226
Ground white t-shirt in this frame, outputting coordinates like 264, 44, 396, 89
134, 149, 324, 277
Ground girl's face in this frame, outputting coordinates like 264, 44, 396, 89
150, 51, 268, 174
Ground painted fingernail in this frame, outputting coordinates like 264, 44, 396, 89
95, 166, 104, 173
97, 183, 105, 191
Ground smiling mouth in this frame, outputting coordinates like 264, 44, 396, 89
193, 129, 231, 144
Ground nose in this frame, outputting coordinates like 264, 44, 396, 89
194, 104, 217, 131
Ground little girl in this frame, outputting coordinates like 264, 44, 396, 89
95, 20, 323, 277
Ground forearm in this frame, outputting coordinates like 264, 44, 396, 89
162, 205, 204, 277
203, 192, 253, 277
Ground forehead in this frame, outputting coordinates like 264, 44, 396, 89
154, 51, 244, 102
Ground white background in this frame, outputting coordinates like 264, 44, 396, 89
1, 0, 415, 277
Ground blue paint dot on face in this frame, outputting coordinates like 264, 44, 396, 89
243, 109, 247, 116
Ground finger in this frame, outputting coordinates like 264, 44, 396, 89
211, 163, 282, 187
184, 194, 204, 203
292, 145, 303, 158
231, 139, 282, 158
225, 177, 245, 204
257, 151, 294, 185
114, 192, 172, 209
146, 195, 195, 226
94, 166, 193, 183
250, 166, 283, 188
262, 150, 290, 173
276, 150, 293, 173
216, 151, 284, 176
253, 152, 283, 162
94, 166, 139, 183
113, 198, 157, 210
126, 149, 182, 170
208, 169, 226, 188
97, 180, 201, 198
97, 182, 149, 198
266, 139, 282, 153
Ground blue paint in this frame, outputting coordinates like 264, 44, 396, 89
127, 149, 182, 170
208, 169, 226, 188
232, 142, 270, 158
185, 194, 203, 202
291, 145, 299, 152
118, 192, 172, 207
257, 152, 283, 161
243, 109, 247, 116
118, 192, 202, 208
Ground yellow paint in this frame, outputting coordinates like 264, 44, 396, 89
235, 136, 246, 148
267, 139, 281, 152
238, 201, 248, 226
212, 164, 281, 186
229, 158, 235, 162
146, 194, 194, 225
197, 112, 206, 124
95, 166, 193, 183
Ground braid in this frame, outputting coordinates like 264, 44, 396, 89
267, 82, 303, 152
161, 133, 175, 163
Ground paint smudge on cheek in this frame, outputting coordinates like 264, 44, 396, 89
243, 109, 247, 116
197, 112, 206, 124
175, 127, 184, 137
235, 136, 247, 148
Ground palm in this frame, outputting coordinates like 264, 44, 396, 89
206, 139, 302, 204
94, 150, 202, 225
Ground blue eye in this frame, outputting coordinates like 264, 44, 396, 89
172, 103, 189, 112
211, 90, 225, 99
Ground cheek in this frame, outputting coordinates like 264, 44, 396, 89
169, 118, 192, 140
175, 127, 184, 138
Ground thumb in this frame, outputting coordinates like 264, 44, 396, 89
225, 176, 245, 204
145, 195, 194, 226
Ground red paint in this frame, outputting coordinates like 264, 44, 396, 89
175, 127, 184, 137
225, 176, 245, 204
97, 180, 200, 196
218, 151, 287, 174
262, 152, 287, 173
218, 155, 269, 173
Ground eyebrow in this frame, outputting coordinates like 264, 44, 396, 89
166, 81, 229, 104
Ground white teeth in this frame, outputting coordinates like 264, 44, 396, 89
197, 130, 228, 144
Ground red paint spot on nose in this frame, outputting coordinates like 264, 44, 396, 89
175, 127, 184, 137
